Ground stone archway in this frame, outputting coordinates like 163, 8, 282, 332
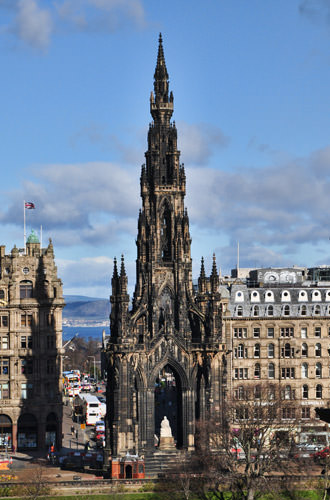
0, 415, 12, 450
17, 413, 38, 449
154, 364, 183, 448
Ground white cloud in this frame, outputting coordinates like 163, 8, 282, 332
15, 0, 53, 49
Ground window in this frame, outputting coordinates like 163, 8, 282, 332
21, 383, 33, 399
0, 358, 9, 375
299, 291, 308, 302
0, 336, 8, 350
253, 328, 260, 338
301, 327, 307, 338
234, 368, 248, 379
282, 385, 295, 400
0, 383, 9, 399
302, 407, 310, 419
281, 367, 295, 379
235, 291, 244, 302
268, 385, 275, 400
0, 316, 8, 327
315, 327, 321, 338
281, 291, 291, 301
315, 343, 322, 357
300, 305, 307, 316
254, 385, 261, 399
21, 359, 33, 374
267, 305, 274, 316
20, 336, 32, 349
283, 305, 290, 316
267, 327, 274, 338
302, 343, 308, 357
254, 344, 260, 358
280, 327, 294, 337
265, 291, 274, 302
20, 281, 33, 298
268, 363, 275, 378
251, 291, 260, 302
236, 407, 249, 420
282, 408, 295, 419
312, 290, 321, 301
0, 290, 4, 300
236, 306, 243, 317
314, 305, 321, 316
234, 328, 247, 339
254, 363, 261, 379
235, 386, 246, 400
268, 343, 274, 358
234, 344, 246, 359
253, 305, 259, 317
316, 363, 322, 378
302, 385, 309, 399
21, 314, 32, 327
281, 343, 294, 358
302, 363, 308, 378
316, 384, 323, 399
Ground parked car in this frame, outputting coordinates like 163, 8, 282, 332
95, 421, 105, 433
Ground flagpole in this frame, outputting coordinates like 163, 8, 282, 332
23, 200, 26, 253
40, 225, 42, 249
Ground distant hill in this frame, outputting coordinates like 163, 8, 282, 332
63, 296, 110, 320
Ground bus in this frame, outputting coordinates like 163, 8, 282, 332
63, 372, 81, 397
74, 394, 101, 426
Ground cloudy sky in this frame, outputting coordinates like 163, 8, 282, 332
1, 0, 330, 297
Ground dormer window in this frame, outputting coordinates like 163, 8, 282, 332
235, 291, 244, 303
251, 291, 260, 303
281, 290, 291, 302
265, 291, 274, 303
298, 290, 308, 302
312, 290, 321, 302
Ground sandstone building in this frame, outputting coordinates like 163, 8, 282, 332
104, 35, 330, 468
0, 234, 64, 451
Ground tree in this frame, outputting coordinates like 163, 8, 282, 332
189, 384, 305, 500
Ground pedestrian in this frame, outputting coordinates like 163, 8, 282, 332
71, 425, 74, 436
75, 429, 78, 440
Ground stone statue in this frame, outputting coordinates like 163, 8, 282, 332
160, 416, 172, 437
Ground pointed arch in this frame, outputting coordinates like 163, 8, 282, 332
150, 356, 189, 390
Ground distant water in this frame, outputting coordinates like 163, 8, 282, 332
63, 326, 109, 341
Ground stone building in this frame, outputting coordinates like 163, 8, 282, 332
224, 265, 330, 442
104, 35, 330, 468
0, 234, 64, 451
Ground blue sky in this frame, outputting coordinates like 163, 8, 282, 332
1, 0, 330, 297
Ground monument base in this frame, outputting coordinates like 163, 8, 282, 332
159, 436, 176, 450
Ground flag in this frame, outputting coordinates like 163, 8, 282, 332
25, 202, 35, 209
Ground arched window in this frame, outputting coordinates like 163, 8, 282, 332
0, 290, 4, 300
312, 290, 321, 301
236, 305, 243, 317
316, 384, 323, 399
314, 305, 321, 316
251, 291, 260, 302
254, 344, 260, 358
268, 343, 274, 358
302, 385, 309, 399
302, 363, 308, 378
315, 343, 322, 357
302, 343, 308, 357
298, 290, 308, 302
253, 305, 259, 317
267, 305, 274, 316
268, 363, 275, 379
316, 363, 322, 378
265, 291, 274, 302
281, 290, 291, 302
300, 305, 307, 316
160, 203, 172, 261
284, 385, 292, 400
235, 291, 244, 302
254, 363, 260, 379
20, 281, 33, 299
283, 305, 290, 316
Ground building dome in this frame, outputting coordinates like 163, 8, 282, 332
27, 230, 39, 244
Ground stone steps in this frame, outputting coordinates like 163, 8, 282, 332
144, 449, 183, 478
